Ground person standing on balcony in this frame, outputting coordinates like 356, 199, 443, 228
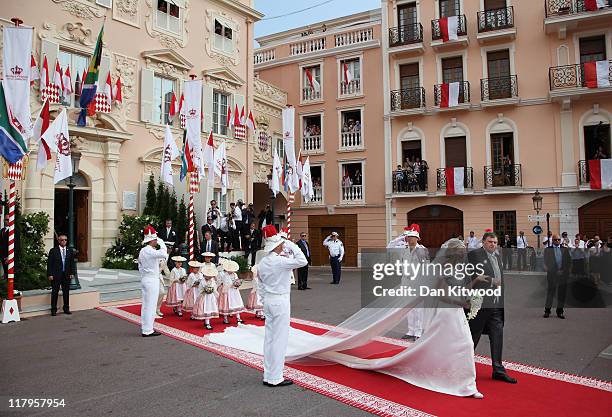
501, 234, 514, 271
323, 232, 344, 284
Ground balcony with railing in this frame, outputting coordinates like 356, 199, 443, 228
578, 160, 591, 185
290, 36, 327, 56
480, 75, 519, 102
431, 15, 467, 46
544, 0, 612, 35
340, 79, 361, 96
302, 134, 323, 153
390, 87, 426, 112
340, 130, 362, 150
437, 167, 474, 191
392, 165, 429, 193
334, 27, 375, 47
549, 60, 612, 95
310, 186, 323, 204
388, 23, 424, 51
477, 6, 516, 42
341, 185, 364, 203
302, 86, 321, 102
254, 48, 275, 65
434, 81, 471, 107
484, 164, 522, 188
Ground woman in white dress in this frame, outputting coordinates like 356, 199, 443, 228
210, 239, 484, 398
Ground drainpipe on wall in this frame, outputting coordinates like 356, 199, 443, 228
381, 1, 392, 243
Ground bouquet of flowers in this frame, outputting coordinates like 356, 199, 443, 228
204, 285, 215, 294
466, 294, 483, 320
179, 276, 187, 283
232, 279, 243, 289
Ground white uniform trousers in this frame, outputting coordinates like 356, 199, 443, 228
406, 302, 424, 337
262, 293, 290, 385
141, 277, 160, 335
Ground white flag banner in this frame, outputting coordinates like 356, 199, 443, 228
42, 109, 72, 184
204, 132, 215, 186
302, 156, 314, 202
161, 125, 180, 187
282, 107, 300, 192
3, 26, 33, 138
214, 141, 228, 196
183, 79, 204, 175
271, 149, 282, 197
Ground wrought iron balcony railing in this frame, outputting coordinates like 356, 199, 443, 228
432, 15, 467, 41
545, 0, 612, 18
390, 87, 426, 111
436, 167, 474, 191
389, 23, 424, 47
549, 60, 612, 90
579, 160, 591, 185
478, 6, 515, 32
480, 75, 518, 101
434, 81, 471, 106
392, 165, 429, 193
484, 164, 522, 187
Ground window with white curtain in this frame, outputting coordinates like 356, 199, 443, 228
153, 75, 174, 125
213, 19, 234, 54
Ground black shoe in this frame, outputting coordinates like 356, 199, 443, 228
329, 281, 335, 284
305, 287, 312, 289
557, 311, 566, 319
401, 335, 418, 342
237, 319, 244, 324
51, 311, 57, 316
543, 310, 550, 318
63, 310, 72, 315
263, 379, 293, 387
492, 372, 517, 384
142, 331, 162, 337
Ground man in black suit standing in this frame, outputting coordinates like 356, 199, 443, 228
467, 231, 517, 384
47, 234, 75, 316
201, 216, 218, 243
543, 234, 572, 319
201, 230, 219, 264
245, 222, 261, 266
501, 234, 513, 271
158, 219, 179, 254
296, 232, 312, 290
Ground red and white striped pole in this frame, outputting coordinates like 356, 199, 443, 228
188, 171, 200, 261
286, 192, 294, 239
7, 180, 16, 300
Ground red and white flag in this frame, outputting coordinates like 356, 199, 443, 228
204, 131, 215, 186
32, 99, 53, 171
246, 110, 256, 131
439, 16, 459, 42
305, 68, 320, 93
233, 103, 240, 127
103, 72, 112, 103
74, 72, 81, 96
214, 141, 228, 196
41, 56, 50, 91
440, 82, 460, 108
30, 54, 40, 86
161, 124, 180, 187
169, 91, 177, 121
343, 62, 354, 83
178, 93, 185, 116
445, 167, 465, 195
226, 105, 232, 128
62, 65, 73, 99
296, 149, 304, 190
589, 159, 612, 190
240, 105, 246, 125
584, 60, 610, 88
53, 59, 64, 91
584, 0, 607, 11
113, 77, 122, 103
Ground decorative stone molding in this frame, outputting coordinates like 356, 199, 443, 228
39, 21, 107, 51
113, 0, 140, 27
254, 101, 281, 118
144, 0, 190, 49
112, 52, 138, 124
204, 9, 241, 67
253, 163, 271, 184
59, 22, 95, 46
202, 67, 244, 93
254, 77, 287, 108
142, 49, 193, 78
51, 0, 106, 20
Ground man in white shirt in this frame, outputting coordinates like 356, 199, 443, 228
323, 232, 344, 284
234, 200, 244, 248
138, 226, 169, 337
516, 231, 528, 271
258, 225, 308, 387
467, 231, 481, 251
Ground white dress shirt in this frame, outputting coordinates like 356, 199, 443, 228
323, 237, 345, 260
138, 242, 168, 279
467, 236, 481, 249
258, 241, 307, 295
233, 206, 242, 221
516, 235, 528, 249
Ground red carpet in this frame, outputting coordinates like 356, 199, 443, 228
99, 304, 612, 417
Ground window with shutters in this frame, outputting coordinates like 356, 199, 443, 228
439, 0, 460, 17
493, 211, 516, 240
275, 136, 285, 161
153, 75, 174, 125
214, 190, 228, 214
156, 0, 181, 35
579, 35, 606, 63
442, 56, 464, 83
213, 19, 234, 55
212, 90, 230, 136
58, 50, 90, 108
339, 57, 361, 96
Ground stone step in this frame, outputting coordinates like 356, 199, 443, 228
99, 289, 142, 303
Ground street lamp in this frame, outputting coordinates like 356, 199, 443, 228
68, 140, 82, 290
532, 190, 543, 250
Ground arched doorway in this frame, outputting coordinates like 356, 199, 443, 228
579, 196, 612, 238
407, 205, 463, 248
54, 172, 90, 262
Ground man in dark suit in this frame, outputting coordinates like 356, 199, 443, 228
201, 230, 219, 264
501, 234, 513, 271
543, 234, 572, 319
47, 234, 75, 316
467, 231, 517, 384
245, 222, 261, 266
296, 232, 312, 290
158, 219, 179, 254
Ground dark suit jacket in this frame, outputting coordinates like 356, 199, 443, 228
468, 247, 504, 307
544, 246, 571, 275
201, 224, 218, 241
47, 246, 75, 279
296, 239, 312, 265
158, 227, 178, 244
201, 238, 219, 263
247, 228, 262, 250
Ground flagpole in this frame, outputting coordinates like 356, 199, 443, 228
185, 74, 199, 261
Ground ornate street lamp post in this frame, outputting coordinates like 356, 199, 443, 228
68, 140, 82, 290
532, 190, 543, 251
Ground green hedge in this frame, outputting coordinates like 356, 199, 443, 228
102, 214, 159, 270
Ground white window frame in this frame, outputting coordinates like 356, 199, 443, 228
213, 189, 228, 215
436, 50, 468, 84
307, 163, 325, 205
155, 0, 182, 36
337, 54, 363, 98
338, 106, 365, 151
572, 29, 612, 65
96, 0, 112, 8
392, 0, 422, 27
434, 0, 465, 18
300, 111, 325, 154
152, 74, 175, 126
275, 136, 285, 161
338, 159, 366, 204
480, 42, 516, 80
394, 56, 424, 91
212, 90, 231, 137
299, 61, 324, 104
212, 16, 236, 57
57, 49, 91, 108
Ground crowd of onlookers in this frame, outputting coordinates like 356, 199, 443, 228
341, 119, 361, 134
303, 124, 321, 138
393, 157, 429, 192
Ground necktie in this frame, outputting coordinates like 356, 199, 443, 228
207, 240, 211, 252
61, 248, 66, 271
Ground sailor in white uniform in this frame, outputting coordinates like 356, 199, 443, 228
138, 225, 169, 337
257, 225, 308, 387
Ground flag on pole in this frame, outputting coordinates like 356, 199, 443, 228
271, 149, 282, 197
3, 26, 33, 137
439, 16, 459, 42
305, 68, 320, 93
62, 65, 73, 100
444, 167, 465, 195
103, 72, 112, 103
161, 125, 180, 187
233, 103, 240, 127
204, 131, 215, 186
183, 79, 203, 175
112, 77, 122, 103
240, 106, 246, 125
302, 156, 314, 202
583, 60, 610, 88
588, 158, 612, 190
53, 59, 64, 92
78, 23, 104, 126
214, 141, 228, 196
246, 110, 256, 131
0, 80, 28, 163
343, 62, 353, 83
440, 82, 460, 108
226, 105, 232, 128
169, 91, 177, 121
179, 129, 191, 182
585, 0, 607, 11
30, 54, 39, 86
296, 150, 304, 190
178, 93, 185, 128
282, 106, 300, 192
33, 99, 53, 171
41, 56, 50, 91
43, 108, 72, 183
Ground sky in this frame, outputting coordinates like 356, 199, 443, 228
254, 0, 380, 42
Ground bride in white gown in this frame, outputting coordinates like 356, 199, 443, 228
209, 239, 483, 398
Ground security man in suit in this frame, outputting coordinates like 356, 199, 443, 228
296, 232, 312, 290
47, 234, 76, 316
